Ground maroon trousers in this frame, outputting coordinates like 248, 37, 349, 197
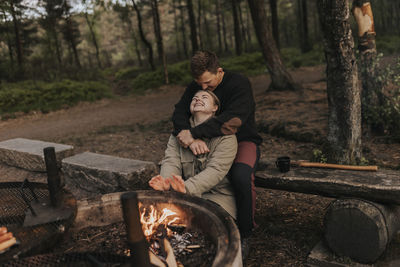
230, 141, 259, 238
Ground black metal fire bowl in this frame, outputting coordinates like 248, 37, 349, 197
136, 190, 242, 267
73, 190, 242, 267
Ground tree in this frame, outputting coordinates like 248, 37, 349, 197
83, 0, 102, 69
352, 0, 382, 133
215, 0, 223, 53
178, 0, 189, 58
269, 0, 279, 50
132, 0, 155, 70
39, 0, 64, 68
186, 0, 198, 54
247, 0, 300, 91
61, 0, 82, 68
297, 0, 311, 53
231, 0, 242, 55
317, 0, 362, 164
150, 0, 168, 84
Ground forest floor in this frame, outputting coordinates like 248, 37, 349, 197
1, 62, 400, 266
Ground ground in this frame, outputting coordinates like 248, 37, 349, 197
1, 64, 400, 266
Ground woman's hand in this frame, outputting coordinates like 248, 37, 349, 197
149, 175, 170, 191
169, 175, 186, 193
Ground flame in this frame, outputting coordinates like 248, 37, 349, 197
140, 204, 180, 237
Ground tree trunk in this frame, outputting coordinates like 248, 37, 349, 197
197, 0, 203, 49
172, 0, 182, 58
132, 0, 155, 70
231, 0, 242, 55
203, 3, 212, 51
269, 0, 280, 50
237, 2, 248, 52
245, 3, 252, 48
186, 0, 198, 54
151, 0, 169, 84
317, 0, 362, 164
352, 0, 382, 133
126, 19, 143, 66
298, 0, 311, 53
247, 0, 301, 91
215, 0, 223, 54
10, 1, 23, 73
221, 5, 229, 53
179, 0, 189, 58
84, 12, 101, 69
65, 17, 81, 68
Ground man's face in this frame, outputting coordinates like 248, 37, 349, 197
195, 68, 223, 91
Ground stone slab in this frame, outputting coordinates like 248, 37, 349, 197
62, 152, 157, 199
307, 240, 400, 267
255, 166, 400, 205
0, 138, 74, 172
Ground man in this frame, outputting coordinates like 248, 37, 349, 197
172, 50, 262, 258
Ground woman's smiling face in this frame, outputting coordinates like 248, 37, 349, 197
190, 91, 218, 115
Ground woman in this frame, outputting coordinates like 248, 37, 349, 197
149, 89, 238, 219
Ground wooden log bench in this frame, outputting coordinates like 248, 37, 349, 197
254, 162, 400, 265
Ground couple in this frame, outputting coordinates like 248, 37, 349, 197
149, 50, 262, 258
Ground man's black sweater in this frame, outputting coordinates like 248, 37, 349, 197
172, 71, 262, 145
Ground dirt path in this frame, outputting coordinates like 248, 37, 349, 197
0, 65, 325, 142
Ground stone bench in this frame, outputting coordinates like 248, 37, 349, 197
0, 138, 73, 172
255, 162, 400, 265
62, 152, 157, 199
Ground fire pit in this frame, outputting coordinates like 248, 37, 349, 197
70, 190, 242, 267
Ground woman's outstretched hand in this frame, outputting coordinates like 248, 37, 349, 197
149, 175, 170, 191
169, 175, 186, 193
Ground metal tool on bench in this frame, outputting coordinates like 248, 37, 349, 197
22, 147, 73, 227
292, 160, 378, 171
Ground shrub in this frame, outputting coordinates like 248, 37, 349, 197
0, 80, 112, 115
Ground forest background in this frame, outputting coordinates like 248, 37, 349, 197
1, 0, 400, 161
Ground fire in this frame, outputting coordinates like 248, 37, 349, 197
139, 204, 180, 238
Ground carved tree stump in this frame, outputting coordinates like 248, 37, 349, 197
324, 198, 400, 263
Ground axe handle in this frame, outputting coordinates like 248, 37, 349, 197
298, 162, 378, 171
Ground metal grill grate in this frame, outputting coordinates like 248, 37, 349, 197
2, 252, 130, 266
0, 182, 76, 262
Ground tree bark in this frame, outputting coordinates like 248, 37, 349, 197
237, 2, 248, 52
84, 12, 102, 69
231, 0, 242, 55
298, 0, 311, 53
151, 0, 169, 84
9, 1, 23, 73
186, 0, 198, 54
269, 0, 280, 50
172, 0, 182, 58
317, 0, 362, 164
221, 4, 229, 53
132, 0, 155, 70
247, 0, 301, 91
352, 0, 382, 133
215, 0, 223, 54
197, 0, 203, 49
178, 0, 189, 58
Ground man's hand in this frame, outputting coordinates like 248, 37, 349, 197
177, 130, 194, 148
189, 139, 210, 155
149, 175, 170, 191
169, 175, 186, 193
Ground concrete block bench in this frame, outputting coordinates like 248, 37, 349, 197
62, 152, 157, 199
255, 163, 400, 265
0, 138, 73, 172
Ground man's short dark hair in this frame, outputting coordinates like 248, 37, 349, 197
190, 50, 220, 79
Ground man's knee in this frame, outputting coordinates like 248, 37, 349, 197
230, 163, 253, 189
